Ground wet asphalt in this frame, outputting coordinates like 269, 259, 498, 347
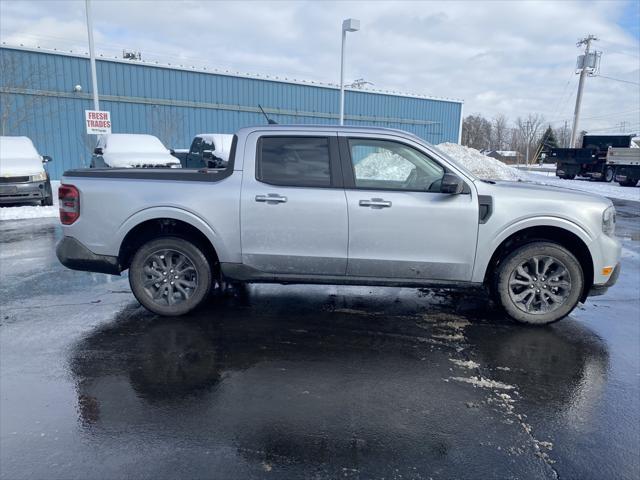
0, 199, 638, 480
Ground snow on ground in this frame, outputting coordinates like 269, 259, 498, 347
436, 143, 523, 181
0, 181, 59, 221
524, 172, 640, 202
437, 142, 640, 202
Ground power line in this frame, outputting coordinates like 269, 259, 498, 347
546, 108, 640, 125
594, 74, 640, 86
585, 122, 640, 133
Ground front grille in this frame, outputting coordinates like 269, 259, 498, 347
0, 176, 29, 183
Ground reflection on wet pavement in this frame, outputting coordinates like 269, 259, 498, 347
62, 286, 612, 479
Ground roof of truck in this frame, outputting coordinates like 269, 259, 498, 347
236, 124, 421, 137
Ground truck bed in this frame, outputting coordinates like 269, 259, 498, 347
550, 148, 598, 164
607, 148, 640, 166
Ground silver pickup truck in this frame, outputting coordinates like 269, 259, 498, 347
56, 125, 621, 325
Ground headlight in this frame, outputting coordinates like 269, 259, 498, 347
602, 206, 616, 236
30, 171, 47, 182
170, 163, 182, 169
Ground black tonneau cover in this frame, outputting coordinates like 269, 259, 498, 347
63, 167, 230, 182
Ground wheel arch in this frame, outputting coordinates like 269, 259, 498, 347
480, 223, 595, 302
115, 208, 226, 271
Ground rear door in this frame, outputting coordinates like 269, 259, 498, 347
340, 134, 479, 281
240, 132, 348, 276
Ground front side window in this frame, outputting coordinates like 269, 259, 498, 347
257, 136, 331, 187
349, 139, 444, 192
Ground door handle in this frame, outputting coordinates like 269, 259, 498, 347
255, 194, 288, 204
359, 198, 392, 208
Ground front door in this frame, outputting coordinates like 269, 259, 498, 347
342, 135, 479, 281
240, 133, 348, 276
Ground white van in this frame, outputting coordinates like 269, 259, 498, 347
0, 136, 54, 206
91, 134, 181, 168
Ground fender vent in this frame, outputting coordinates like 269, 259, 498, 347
478, 195, 493, 224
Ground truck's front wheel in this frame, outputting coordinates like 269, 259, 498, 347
495, 242, 584, 325
129, 237, 212, 316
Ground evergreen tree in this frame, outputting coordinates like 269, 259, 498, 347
539, 125, 559, 152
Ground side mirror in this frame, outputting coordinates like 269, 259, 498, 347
42, 155, 52, 163
440, 172, 465, 194
94, 147, 103, 155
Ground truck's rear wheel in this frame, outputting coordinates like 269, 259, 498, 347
605, 166, 615, 183
495, 242, 583, 325
129, 236, 212, 316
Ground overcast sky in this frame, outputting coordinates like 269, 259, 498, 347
1, 0, 638, 133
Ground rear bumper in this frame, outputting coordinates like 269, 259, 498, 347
0, 180, 47, 204
56, 236, 121, 275
588, 262, 621, 297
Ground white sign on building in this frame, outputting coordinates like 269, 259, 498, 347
85, 110, 112, 134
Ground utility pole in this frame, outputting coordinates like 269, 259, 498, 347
85, 0, 99, 111
339, 18, 360, 126
525, 120, 531, 165
570, 35, 598, 147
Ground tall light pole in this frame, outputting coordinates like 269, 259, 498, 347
339, 18, 360, 126
570, 34, 598, 147
85, 0, 100, 111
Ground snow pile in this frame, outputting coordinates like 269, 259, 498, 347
0, 205, 58, 221
436, 142, 523, 181
355, 150, 413, 180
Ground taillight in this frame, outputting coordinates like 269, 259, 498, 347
59, 184, 80, 225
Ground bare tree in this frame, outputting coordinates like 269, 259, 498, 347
461, 114, 492, 151
515, 114, 545, 165
0, 52, 54, 135
149, 106, 185, 149
490, 114, 509, 151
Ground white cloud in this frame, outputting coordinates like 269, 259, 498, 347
1, 0, 638, 132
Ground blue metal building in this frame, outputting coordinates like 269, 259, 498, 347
0, 45, 463, 179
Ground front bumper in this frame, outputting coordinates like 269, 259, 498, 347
56, 236, 121, 275
588, 262, 621, 297
0, 180, 47, 204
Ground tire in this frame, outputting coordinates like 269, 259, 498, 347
129, 236, 212, 316
41, 179, 54, 206
620, 179, 638, 187
559, 174, 575, 180
495, 242, 584, 325
604, 166, 615, 183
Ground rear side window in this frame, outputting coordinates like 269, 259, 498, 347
257, 136, 331, 187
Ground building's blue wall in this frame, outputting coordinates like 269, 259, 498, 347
0, 46, 462, 179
